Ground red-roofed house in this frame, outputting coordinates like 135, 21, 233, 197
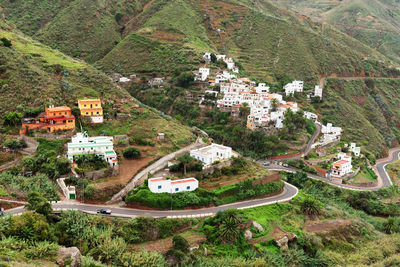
148, 177, 199, 193
331, 152, 352, 178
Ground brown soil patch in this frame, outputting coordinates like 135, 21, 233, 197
200, 168, 278, 190
0, 200, 23, 210
92, 157, 154, 190
131, 231, 206, 253
305, 219, 352, 233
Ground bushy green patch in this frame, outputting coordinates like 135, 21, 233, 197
126, 178, 284, 209
75, 154, 108, 172
0, 172, 58, 200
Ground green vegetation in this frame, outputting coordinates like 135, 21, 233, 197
321, 78, 400, 156
75, 154, 108, 172
126, 178, 284, 209
123, 147, 141, 159
273, 0, 400, 64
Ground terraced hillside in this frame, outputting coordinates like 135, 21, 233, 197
321, 77, 400, 156
271, 0, 400, 64
0, 19, 194, 150
0, 0, 397, 82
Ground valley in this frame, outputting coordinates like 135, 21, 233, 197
0, 0, 400, 266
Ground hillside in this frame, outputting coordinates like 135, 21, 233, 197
271, 0, 400, 64
0, 19, 194, 150
0, 0, 397, 82
321, 77, 400, 156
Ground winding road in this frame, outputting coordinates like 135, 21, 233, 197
3, 148, 400, 219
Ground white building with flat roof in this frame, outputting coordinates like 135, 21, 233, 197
303, 111, 318, 121
314, 85, 323, 98
190, 144, 232, 165
284, 80, 304, 96
148, 177, 199, 194
67, 132, 117, 167
195, 67, 210, 81
216, 55, 226, 61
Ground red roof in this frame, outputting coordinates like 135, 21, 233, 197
333, 160, 349, 166
150, 178, 166, 182
171, 179, 197, 184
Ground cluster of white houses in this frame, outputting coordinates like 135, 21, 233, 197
195, 54, 324, 130
67, 132, 118, 167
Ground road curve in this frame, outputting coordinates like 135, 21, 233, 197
4, 183, 298, 218
266, 147, 400, 191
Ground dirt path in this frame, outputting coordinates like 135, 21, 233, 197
92, 157, 155, 189
21, 135, 39, 155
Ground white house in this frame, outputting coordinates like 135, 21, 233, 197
216, 55, 226, 61
148, 177, 199, 194
195, 68, 210, 81
322, 123, 342, 141
225, 58, 235, 69
349, 143, 361, 157
303, 111, 318, 121
255, 83, 270, 94
190, 144, 232, 165
331, 153, 352, 178
119, 77, 131, 83
204, 52, 211, 63
284, 80, 304, 96
314, 85, 323, 98
67, 132, 118, 167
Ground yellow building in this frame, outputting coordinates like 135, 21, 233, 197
78, 99, 104, 124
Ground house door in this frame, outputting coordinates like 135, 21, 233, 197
90, 104, 93, 108
69, 193, 76, 200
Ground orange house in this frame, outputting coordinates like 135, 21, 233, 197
20, 106, 75, 134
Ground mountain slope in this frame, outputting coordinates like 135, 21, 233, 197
271, 0, 400, 64
0, 19, 194, 150
1, 0, 397, 82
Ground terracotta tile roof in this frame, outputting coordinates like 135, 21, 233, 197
333, 160, 349, 166
171, 179, 197, 184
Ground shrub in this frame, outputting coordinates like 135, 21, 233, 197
123, 147, 141, 159
1, 37, 12, 47
172, 235, 190, 253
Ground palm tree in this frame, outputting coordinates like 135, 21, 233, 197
384, 217, 400, 234
300, 198, 322, 216
220, 217, 240, 243
219, 210, 241, 243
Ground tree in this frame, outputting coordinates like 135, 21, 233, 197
4, 138, 26, 153
210, 53, 217, 63
25, 191, 52, 217
219, 210, 241, 243
176, 72, 194, 88
123, 147, 141, 159
1, 37, 12, 48
271, 98, 278, 111
300, 197, 322, 216
177, 154, 193, 175
172, 235, 189, 253
3, 112, 23, 126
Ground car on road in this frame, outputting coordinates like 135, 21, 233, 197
263, 161, 270, 166
283, 163, 288, 167
301, 154, 305, 158
97, 208, 112, 215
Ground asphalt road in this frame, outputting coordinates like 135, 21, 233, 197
4, 182, 298, 218
4, 148, 399, 218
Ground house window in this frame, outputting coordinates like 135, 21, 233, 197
186, 186, 190, 190
84, 105, 86, 107
65, 112, 67, 115
175, 188, 179, 192
86, 112, 88, 115
158, 185, 162, 189
97, 112, 99, 114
